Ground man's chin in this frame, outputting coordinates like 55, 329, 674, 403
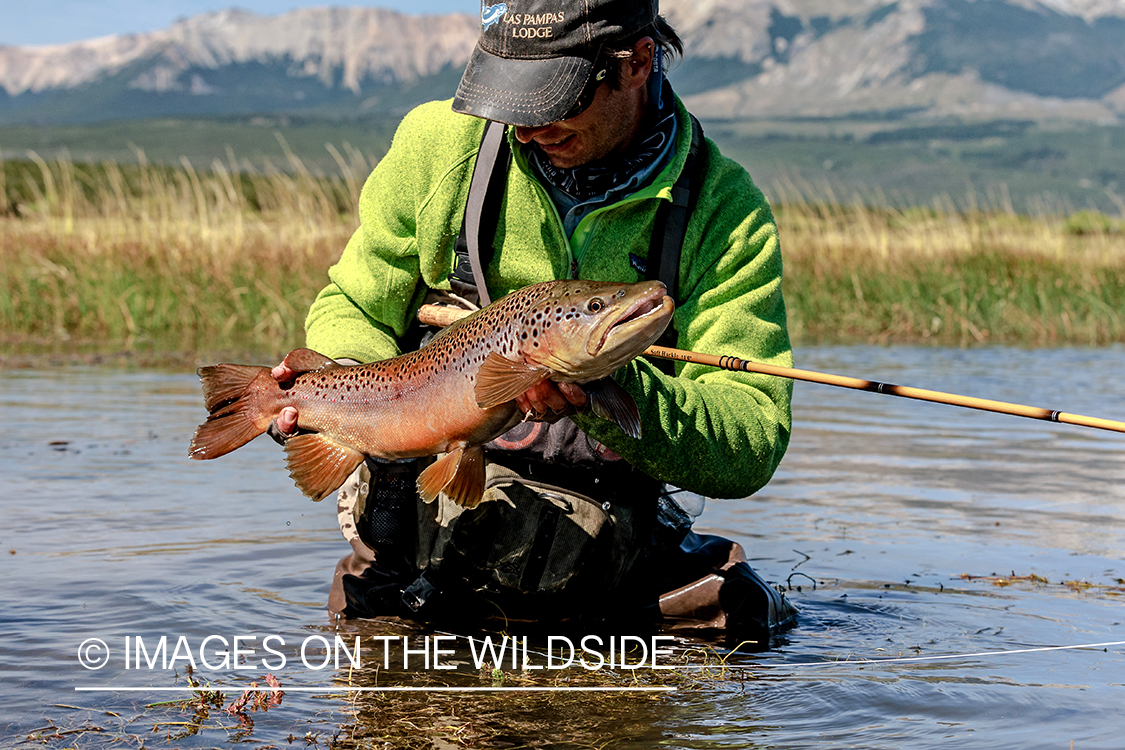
537, 139, 584, 168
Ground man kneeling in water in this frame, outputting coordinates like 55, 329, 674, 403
272, 0, 797, 643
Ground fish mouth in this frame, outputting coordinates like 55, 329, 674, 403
590, 283, 675, 356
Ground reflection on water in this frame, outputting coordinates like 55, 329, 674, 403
1, 347, 1123, 748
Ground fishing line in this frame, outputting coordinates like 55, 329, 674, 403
373, 623, 1125, 672
673, 640, 1125, 671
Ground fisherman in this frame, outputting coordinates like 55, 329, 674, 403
272, 0, 797, 642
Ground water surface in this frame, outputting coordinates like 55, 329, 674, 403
1, 346, 1123, 747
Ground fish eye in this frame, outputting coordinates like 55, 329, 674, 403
587, 298, 605, 313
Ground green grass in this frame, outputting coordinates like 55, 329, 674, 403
783, 230, 1125, 346
2, 148, 1124, 362
1, 153, 359, 359
773, 193, 1125, 345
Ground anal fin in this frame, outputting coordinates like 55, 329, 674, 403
416, 445, 488, 508
284, 433, 365, 501
444, 445, 486, 508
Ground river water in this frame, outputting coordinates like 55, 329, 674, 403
2, 345, 1123, 748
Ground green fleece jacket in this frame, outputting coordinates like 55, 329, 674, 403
305, 96, 793, 499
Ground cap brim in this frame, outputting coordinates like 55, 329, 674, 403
452, 44, 595, 128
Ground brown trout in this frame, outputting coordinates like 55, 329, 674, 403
189, 279, 674, 508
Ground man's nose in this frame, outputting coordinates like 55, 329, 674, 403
514, 125, 550, 144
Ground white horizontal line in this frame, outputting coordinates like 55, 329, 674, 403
75, 686, 674, 693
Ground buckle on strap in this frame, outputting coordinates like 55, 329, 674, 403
401, 572, 438, 613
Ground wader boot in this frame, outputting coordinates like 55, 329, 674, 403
655, 532, 798, 645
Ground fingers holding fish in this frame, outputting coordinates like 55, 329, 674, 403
516, 380, 587, 417
271, 362, 297, 384
274, 406, 299, 437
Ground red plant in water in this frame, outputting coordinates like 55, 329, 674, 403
226, 673, 284, 724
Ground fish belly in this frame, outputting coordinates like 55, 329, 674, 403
284, 359, 517, 461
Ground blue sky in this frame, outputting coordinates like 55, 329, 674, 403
2, 1, 474, 47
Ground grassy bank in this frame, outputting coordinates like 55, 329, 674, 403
2, 151, 367, 360
2, 152, 1124, 360
772, 177, 1125, 346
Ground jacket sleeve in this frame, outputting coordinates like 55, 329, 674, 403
575, 146, 793, 499
304, 139, 421, 362
304, 103, 478, 363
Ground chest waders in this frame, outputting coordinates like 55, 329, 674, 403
334, 117, 798, 641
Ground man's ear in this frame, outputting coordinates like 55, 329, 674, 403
619, 36, 655, 92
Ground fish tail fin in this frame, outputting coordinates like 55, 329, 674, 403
189, 364, 278, 460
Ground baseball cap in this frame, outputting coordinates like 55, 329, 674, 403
452, 0, 658, 127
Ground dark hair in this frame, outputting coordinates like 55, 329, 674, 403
600, 16, 683, 89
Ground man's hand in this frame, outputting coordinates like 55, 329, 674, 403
515, 380, 587, 421
270, 363, 299, 441
271, 362, 297, 383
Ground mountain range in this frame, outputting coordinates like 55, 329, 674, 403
2, 0, 1124, 125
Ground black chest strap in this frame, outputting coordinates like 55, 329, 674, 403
644, 114, 705, 372
451, 119, 510, 307
645, 113, 705, 308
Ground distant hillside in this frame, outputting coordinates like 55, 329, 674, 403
1, 0, 1124, 125
669, 0, 1125, 122
0, 7, 477, 123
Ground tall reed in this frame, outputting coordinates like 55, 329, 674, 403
2, 145, 374, 356
771, 174, 1125, 347
2, 149, 1123, 358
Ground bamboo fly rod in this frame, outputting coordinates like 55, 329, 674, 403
418, 303, 1125, 436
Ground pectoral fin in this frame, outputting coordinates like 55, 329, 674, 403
474, 352, 550, 409
284, 433, 365, 501
416, 445, 487, 508
585, 378, 642, 439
